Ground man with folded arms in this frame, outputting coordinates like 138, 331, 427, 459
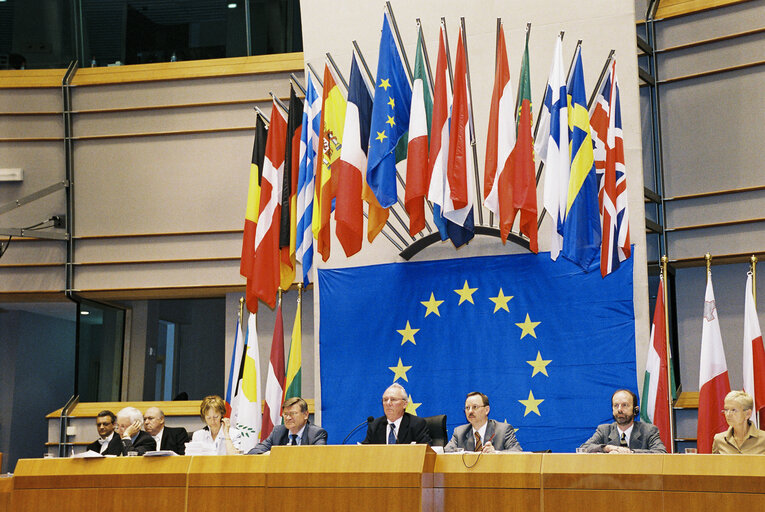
362, 383, 431, 445
86, 410, 123, 455
444, 392, 522, 453
248, 397, 327, 454
579, 389, 666, 453
115, 407, 156, 456
144, 406, 189, 455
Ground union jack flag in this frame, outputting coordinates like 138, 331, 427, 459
590, 57, 630, 277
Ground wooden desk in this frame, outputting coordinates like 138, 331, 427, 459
0, 476, 12, 512
11, 457, 191, 512
7, 451, 765, 512
434, 452, 542, 511
542, 454, 663, 512
266, 444, 435, 512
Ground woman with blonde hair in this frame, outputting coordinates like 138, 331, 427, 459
712, 390, 765, 454
190, 395, 242, 455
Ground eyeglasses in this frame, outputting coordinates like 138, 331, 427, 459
464, 405, 487, 412
282, 411, 304, 418
722, 408, 748, 415
382, 397, 405, 404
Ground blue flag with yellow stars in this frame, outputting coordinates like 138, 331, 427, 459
318, 251, 637, 452
366, 11, 411, 209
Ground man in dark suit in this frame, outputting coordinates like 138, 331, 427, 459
444, 392, 522, 453
86, 410, 124, 455
144, 407, 189, 455
579, 389, 667, 453
248, 397, 328, 454
363, 383, 431, 445
115, 407, 157, 456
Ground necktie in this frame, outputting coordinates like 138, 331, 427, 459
474, 431, 482, 452
290, 434, 298, 446
388, 423, 396, 445
620, 432, 628, 447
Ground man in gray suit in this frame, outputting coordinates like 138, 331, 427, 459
444, 392, 522, 453
579, 389, 667, 453
248, 397, 327, 454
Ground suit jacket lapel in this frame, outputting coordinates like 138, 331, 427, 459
630, 424, 642, 449
465, 426, 475, 451
398, 414, 410, 444
485, 420, 495, 448
608, 424, 621, 445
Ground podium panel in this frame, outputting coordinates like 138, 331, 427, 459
187, 455, 268, 510
433, 453, 542, 511
541, 454, 663, 512
0, 477, 11, 512
11, 457, 191, 512
265, 445, 435, 512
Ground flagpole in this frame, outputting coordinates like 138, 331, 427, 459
459, 17, 484, 227
307, 63, 323, 88
414, 20, 437, 227
290, 74, 306, 96
385, 1, 413, 83
269, 91, 289, 114
705, 252, 712, 280
441, 18, 454, 86
253, 106, 270, 128
325, 53, 349, 91
489, 17, 503, 229
587, 50, 616, 110
343, 46, 422, 243
515, 24, 531, 116
239, 297, 244, 326
752, 255, 758, 307
661, 255, 675, 453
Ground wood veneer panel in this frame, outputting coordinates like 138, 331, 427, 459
663, 454, 765, 493
542, 453, 663, 491
187, 455, 268, 487
664, 491, 765, 511
435, 488, 539, 512
543, 489, 662, 511
433, 452, 542, 488
0, 477, 11, 512
264, 487, 426, 512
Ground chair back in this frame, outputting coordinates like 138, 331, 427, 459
423, 415, 447, 446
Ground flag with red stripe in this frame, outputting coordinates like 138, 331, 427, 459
251, 101, 287, 309
743, 272, 765, 427
262, 299, 285, 440
591, 57, 630, 277
241, 116, 268, 313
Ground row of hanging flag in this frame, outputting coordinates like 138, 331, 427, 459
239, 4, 632, 312
641, 260, 765, 453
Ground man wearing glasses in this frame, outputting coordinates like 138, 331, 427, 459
444, 392, 522, 453
86, 410, 123, 455
362, 383, 431, 445
247, 397, 327, 454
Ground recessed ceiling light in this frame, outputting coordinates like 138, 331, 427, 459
228, 3, 237, 8
80, 310, 90, 315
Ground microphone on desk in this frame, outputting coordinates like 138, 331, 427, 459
342, 416, 374, 444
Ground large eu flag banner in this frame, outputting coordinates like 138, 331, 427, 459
318, 252, 636, 452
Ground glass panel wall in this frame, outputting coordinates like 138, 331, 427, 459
76, 300, 126, 402
0, 0, 302, 69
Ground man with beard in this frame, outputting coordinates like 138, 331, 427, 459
444, 392, 521, 452
579, 389, 667, 453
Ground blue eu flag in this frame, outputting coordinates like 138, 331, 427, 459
366, 11, 411, 209
319, 252, 637, 452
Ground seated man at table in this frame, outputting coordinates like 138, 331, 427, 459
248, 397, 328, 454
115, 407, 157, 456
86, 410, 123, 455
362, 383, 431, 445
579, 389, 667, 453
444, 392, 522, 453
144, 406, 189, 455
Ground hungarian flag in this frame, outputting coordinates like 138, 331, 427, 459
251, 101, 287, 309
743, 272, 765, 427
640, 276, 673, 451
312, 63, 346, 262
279, 86, 303, 288
262, 299, 286, 440
502, 31, 538, 251
335, 53, 371, 257
284, 290, 302, 400
483, 23, 515, 238
241, 116, 267, 313
405, 27, 432, 237
697, 273, 731, 453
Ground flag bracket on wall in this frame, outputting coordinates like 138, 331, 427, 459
399, 227, 531, 261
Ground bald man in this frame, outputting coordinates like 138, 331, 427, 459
144, 407, 189, 455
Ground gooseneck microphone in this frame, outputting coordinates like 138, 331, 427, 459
342, 416, 374, 444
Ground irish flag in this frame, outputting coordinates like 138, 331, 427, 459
641, 276, 672, 451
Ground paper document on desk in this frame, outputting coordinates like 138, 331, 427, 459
144, 450, 178, 457
71, 451, 105, 458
